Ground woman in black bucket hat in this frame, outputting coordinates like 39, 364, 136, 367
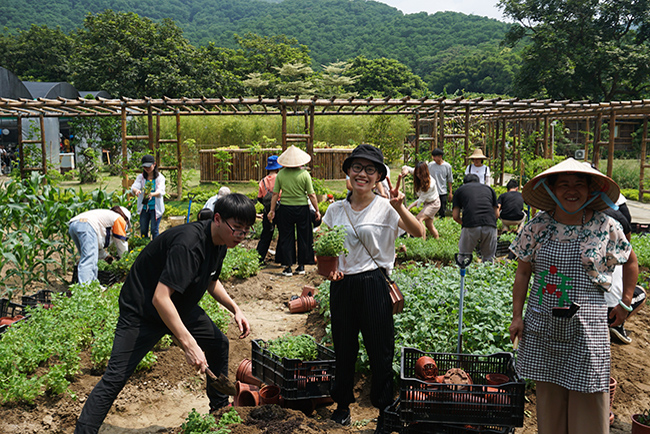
322, 144, 423, 433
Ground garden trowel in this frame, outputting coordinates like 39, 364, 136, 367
205, 368, 237, 396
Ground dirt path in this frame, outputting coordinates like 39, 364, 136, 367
1, 250, 649, 433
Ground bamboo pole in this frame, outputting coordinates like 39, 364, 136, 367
499, 119, 506, 186
176, 110, 182, 197
414, 112, 420, 163
17, 116, 24, 179
464, 106, 470, 158
593, 113, 603, 168
309, 106, 315, 168
121, 107, 128, 189
607, 112, 616, 178
39, 115, 47, 175
639, 117, 648, 201
281, 106, 287, 151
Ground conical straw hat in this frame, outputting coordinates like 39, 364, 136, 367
522, 158, 619, 212
468, 148, 487, 159
277, 145, 311, 168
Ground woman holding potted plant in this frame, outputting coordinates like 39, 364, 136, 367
321, 144, 423, 433
508, 158, 638, 434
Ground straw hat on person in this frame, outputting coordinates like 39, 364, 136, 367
522, 158, 620, 212
468, 148, 488, 160
277, 145, 311, 168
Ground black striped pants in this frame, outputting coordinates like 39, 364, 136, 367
330, 268, 395, 410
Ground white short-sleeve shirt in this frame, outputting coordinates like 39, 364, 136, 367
322, 195, 400, 275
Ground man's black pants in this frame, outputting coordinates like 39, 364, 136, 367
75, 306, 229, 434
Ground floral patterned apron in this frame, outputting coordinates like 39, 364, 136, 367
517, 238, 610, 393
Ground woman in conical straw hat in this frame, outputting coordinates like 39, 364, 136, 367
509, 158, 637, 434
268, 145, 320, 276
464, 147, 491, 185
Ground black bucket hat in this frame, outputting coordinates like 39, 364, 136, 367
342, 144, 387, 182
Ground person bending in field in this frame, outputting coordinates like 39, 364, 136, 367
75, 194, 255, 434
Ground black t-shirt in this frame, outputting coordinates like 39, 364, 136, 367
497, 191, 525, 220
119, 220, 227, 325
453, 182, 498, 228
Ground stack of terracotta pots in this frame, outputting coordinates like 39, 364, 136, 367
232, 358, 333, 415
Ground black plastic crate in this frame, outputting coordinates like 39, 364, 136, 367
72, 264, 124, 286
0, 298, 27, 318
631, 223, 650, 234
384, 399, 514, 434
399, 348, 524, 427
404, 422, 514, 434
251, 338, 335, 400
383, 399, 405, 433
495, 241, 510, 257
21, 289, 53, 308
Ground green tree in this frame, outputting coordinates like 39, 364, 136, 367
0, 25, 74, 82
70, 10, 240, 98
232, 33, 312, 76
344, 56, 428, 98
275, 62, 314, 96
500, 0, 650, 100
314, 61, 357, 98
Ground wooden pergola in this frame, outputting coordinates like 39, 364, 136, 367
1, 95, 649, 197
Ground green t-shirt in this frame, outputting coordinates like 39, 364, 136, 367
273, 168, 315, 206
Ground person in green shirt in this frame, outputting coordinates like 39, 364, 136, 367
267, 146, 320, 276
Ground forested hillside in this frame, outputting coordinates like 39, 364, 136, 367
0, 0, 517, 95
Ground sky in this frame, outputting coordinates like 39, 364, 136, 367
377, 0, 507, 21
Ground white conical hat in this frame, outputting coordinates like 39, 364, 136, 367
277, 145, 311, 168
522, 158, 619, 212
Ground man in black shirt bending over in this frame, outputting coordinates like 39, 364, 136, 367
76, 194, 256, 434
497, 179, 526, 234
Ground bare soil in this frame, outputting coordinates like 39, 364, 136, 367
0, 237, 648, 433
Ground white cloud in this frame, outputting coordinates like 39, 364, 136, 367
377, 0, 506, 21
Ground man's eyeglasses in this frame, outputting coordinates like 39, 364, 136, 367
225, 220, 255, 238
350, 163, 377, 175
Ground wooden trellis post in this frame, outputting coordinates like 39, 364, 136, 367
640, 117, 649, 201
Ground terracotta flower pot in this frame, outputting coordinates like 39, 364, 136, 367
259, 385, 281, 405
234, 381, 260, 407
289, 296, 317, 314
316, 255, 339, 277
415, 356, 438, 381
485, 373, 510, 385
236, 358, 262, 387
443, 368, 472, 391
609, 377, 616, 409
632, 414, 650, 434
238, 389, 260, 407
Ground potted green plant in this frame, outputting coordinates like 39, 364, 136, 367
632, 409, 650, 433
314, 225, 348, 277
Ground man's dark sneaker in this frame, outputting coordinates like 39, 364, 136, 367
610, 324, 632, 344
296, 265, 306, 275
282, 266, 293, 277
331, 408, 351, 426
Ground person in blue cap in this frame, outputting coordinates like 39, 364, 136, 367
256, 155, 282, 265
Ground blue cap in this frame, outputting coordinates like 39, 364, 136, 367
265, 155, 282, 171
